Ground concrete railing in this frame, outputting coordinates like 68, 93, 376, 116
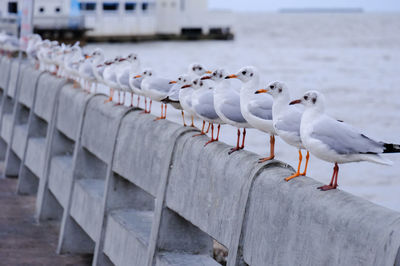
1, 55, 400, 266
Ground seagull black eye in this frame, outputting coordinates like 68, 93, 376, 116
199, 67, 203, 70
200, 82, 203, 86
178, 78, 181, 81
304, 95, 308, 100
194, 81, 197, 85
219, 74, 223, 78
134, 57, 137, 60
250, 73, 254, 77
270, 85, 274, 89
213, 72, 216, 76
192, 67, 196, 71
278, 88, 282, 93
144, 71, 147, 74
242, 71, 247, 75
183, 79, 186, 82
149, 73, 152, 76
312, 98, 317, 104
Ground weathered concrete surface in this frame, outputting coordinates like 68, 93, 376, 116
156, 252, 220, 266
56, 84, 92, 140
112, 111, 193, 197
240, 166, 400, 266
5, 59, 22, 98
0, 113, 13, 143
33, 73, 66, 122
80, 97, 127, 163
48, 155, 74, 207
103, 209, 153, 266
165, 132, 280, 257
19, 66, 44, 108
0, 178, 91, 265
0, 57, 11, 90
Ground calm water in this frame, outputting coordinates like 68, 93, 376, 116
86, 13, 400, 211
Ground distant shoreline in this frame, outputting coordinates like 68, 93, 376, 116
279, 8, 364, 13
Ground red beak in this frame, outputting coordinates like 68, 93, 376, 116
201, 76, 211, 80
289, 99, 302, 105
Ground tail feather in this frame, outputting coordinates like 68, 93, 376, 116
383, 143, 400, 153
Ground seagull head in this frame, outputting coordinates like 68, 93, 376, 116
188, 63, 211, 76
202, 68, 226, 82
134, 68, 153, 79
171, 74, 190, 85
126, 53, 139, 63
225, 66, 258, 82
256, 81, 288, 98
290, 90, 325, 111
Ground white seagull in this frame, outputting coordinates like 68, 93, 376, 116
190, 77, 224, 145
291, 90, 400, 191
179, 63, 211, 127
226, 66, 276, 161
256, 81, 310, 181
117, 53, 141, 105
135, 69, 174, 119
202, 69, 250, 154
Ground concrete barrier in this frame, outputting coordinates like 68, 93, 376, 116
3, 62, 44, 179
1, 56, 400, 266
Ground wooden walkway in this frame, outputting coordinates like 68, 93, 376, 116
0, 177, 91, 265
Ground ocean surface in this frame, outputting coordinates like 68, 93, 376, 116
86, 13, 400, 212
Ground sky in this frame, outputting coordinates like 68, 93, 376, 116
209, 0, 400, 12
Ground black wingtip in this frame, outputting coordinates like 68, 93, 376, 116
383, 143, 400, 153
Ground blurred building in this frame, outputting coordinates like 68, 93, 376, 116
0, 0, 233, 41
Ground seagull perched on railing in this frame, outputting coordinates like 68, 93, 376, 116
178, 63, 212, 127
226, 66, 276, 161
137, 69, 174, 119
190, 77, 224, 145
290, 90, 400, 191
256, 81, 310, 181
117, 53, 141, 105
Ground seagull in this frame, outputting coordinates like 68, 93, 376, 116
117, 53, 141, 105
202, 69, 250, 154
163, 75, 191, 125
179, 63, 212, 127
226, 66, 276, 162
138, 69, 174, 120
256, 81, 310, 181
190, 77, 224, 145
103, 56, 126, 103
290, 90, 400, 191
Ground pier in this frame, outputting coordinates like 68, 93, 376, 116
1, 55, 400, 265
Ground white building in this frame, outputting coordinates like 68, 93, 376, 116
0, 0, 233, 39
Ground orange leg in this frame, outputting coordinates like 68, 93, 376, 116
190, 115, 195, 127
163, 104, 167, 119
318, 163, 339, 191
205, 124, 218, 146
229, 129, 241, 154
259, 135, 275, 163
181, 111, 187, 127
215, 124, 221, 141
130, 93, 134, 107
300, 151, 310, 176
155, 103, 166, 121
285, 149, 303, 182
141, 97, 147, 114
240, 128, 246, 149
205, 123, 211, 133
105, 88, 114, 103
193, 121, 206, 137
148, 100, 152, 113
